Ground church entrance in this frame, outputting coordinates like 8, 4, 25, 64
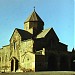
11, 59, 14, 71
11, 57, 19, 72
48, 54, 57, 71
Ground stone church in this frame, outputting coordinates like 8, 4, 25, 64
0, 10, 75, 72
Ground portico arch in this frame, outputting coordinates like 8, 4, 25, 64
11, 57, 19, 72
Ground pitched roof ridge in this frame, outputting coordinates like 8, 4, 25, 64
36, 28, 51, 38
24, 10, 44, 23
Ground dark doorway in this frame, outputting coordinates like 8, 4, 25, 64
71, 57, 75, 71
48, 54, 57, 71
11, 57, 19, 72
11, 59, 14, 71
15, 60, 18, 71
60, 56, 69, 71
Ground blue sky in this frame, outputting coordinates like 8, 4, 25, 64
0, 0, 74, 51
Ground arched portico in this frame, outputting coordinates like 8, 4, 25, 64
11, 57, 19, 72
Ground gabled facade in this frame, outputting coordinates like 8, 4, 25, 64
0, 10, 75, 72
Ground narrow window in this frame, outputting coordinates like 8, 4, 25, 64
14, 42, 16, 50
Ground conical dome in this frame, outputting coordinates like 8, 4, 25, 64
24, 10, 44, 23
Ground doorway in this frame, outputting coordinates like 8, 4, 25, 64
11, 57, 18, 72
11, 59, 14, 71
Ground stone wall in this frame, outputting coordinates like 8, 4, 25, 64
19, 40, 35, 72
35, 55, 48, 71
0, 45, 10, 72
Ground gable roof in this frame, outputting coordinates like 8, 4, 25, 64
24, 10, 44, 23
10, 28, 32, 41
16, 28, 32, 40
36, 28, 59, 41
36, 28, 51, 38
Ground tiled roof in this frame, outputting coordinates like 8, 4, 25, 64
25, 11, 44, 23
36, 28, 51, 38
16, 28, 32, 40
